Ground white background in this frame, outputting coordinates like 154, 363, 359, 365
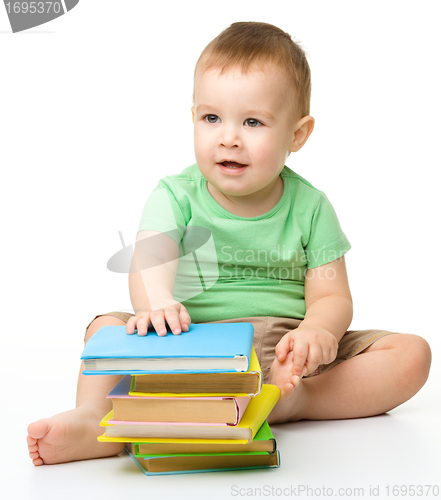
1, 1, 440, 499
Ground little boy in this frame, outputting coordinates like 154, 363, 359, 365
27, 22, 431, 466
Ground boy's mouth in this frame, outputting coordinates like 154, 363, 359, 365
219, 161, 248, 169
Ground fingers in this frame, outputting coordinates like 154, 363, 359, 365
126, 313, 151, 336
275, 334, 292, 362
304, 343, 322, 376
151, 304, 191, 336
291, 337, 310, 377
148, 310, 169, 336
179, 305, 191, 332
126, 315, 143, 335
126, 303, 192, 337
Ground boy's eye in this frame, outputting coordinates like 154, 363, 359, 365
205, 114, 220, 124
244, 118, 261, 127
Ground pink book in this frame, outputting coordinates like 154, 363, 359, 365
107, 376, 251, 426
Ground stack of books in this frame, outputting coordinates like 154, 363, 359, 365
81, 323, 281, 475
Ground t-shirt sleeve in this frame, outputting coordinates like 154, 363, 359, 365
137, 182, 186, 246
304, 192, 351, 268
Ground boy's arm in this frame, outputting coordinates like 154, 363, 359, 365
301, 256, 353, 342
275, 256, 353, 377
127, 230, 191, 336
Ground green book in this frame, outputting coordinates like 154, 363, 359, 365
126, 441, 280, 475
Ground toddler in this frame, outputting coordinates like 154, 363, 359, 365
27, 22, 431, 466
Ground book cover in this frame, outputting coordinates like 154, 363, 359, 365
130, 346, 262, 397
108, 375, 251, 424
82, 323, 254, 374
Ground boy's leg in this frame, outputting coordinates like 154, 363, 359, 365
27, 314, 131, 466
267, 332, 432, 423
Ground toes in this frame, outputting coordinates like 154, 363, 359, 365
27, 419, 52, 466
27, 419, 51, 440
27, 434, 37, 446
291, 375, 301, 388
283, 382, 295, 395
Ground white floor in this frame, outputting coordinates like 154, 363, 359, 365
2, 337, 439, 500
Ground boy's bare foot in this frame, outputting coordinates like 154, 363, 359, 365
27, 406, 125, 466
267, 351, 308, 424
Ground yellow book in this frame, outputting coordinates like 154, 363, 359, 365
134, 421, 277, 455
98, 384, 280, 444
129, 347, 262, 397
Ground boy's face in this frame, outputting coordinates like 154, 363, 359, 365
192, 65, 312, 206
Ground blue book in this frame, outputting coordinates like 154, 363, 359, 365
81, 323, 254, 375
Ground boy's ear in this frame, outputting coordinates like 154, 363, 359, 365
191, 106, 195, 124
289, 116, 315, 153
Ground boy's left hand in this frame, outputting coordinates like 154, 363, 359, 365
275, 325, 338, 378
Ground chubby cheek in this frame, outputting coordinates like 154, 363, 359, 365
194, 127, 214, 165
265, 136, 290, 167
251, 139, 285, 168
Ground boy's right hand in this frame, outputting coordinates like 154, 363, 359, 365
126, 302, 191, 337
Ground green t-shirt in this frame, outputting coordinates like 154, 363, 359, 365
138, 163, 351, 323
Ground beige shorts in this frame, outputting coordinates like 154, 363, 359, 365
86, 313, 399, 384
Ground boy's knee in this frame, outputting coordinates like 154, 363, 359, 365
398, 334, 431, 392
85, 315, 127, 343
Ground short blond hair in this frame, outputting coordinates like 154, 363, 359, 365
194, 22, 311, 119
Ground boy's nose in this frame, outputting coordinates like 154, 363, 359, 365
219, 125, 242, 149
